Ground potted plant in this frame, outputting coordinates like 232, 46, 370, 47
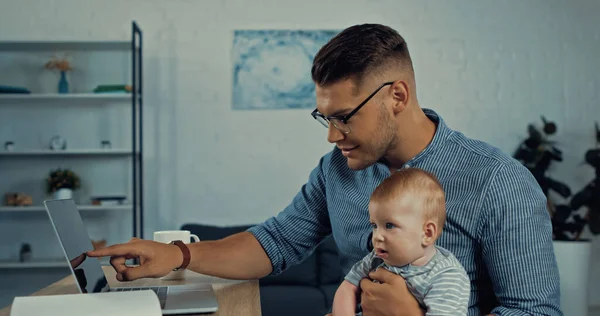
551, 124, 599, 316
45, 54, 73, 93
514, 118, 599, 316
546, 123, 600, 241
46, 168, 81, 200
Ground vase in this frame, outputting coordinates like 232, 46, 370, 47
53, 188, 73, 200
553, 240, 592, 316
58, 71, 69, 94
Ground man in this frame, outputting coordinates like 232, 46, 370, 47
88, 24, 562, 315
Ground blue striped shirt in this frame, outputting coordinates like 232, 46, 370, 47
248, 108, 562, 315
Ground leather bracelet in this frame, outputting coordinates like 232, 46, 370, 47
170, 240, 190, 270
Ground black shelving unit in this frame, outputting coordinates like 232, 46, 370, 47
132, 21, 144, 239
0, 20, 145, 268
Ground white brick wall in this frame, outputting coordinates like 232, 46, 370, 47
0, 0, 598, 307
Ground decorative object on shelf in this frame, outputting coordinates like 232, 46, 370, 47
19, 243, 32, 262
0, 85, 31, 94
93, 84, 132, 94
101, 140, 112, 149
4, 141, 14, 151
47, 168, 81, 200
4, 192, 33, 206
45, 54, 73, 94
58, 71, 69, 93
49, 135, 67, 150
54, 188, 73, 199
92, 239, 106, 250
91, 195, 126, 206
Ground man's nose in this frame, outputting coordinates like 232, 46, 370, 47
327, 123, 345, 143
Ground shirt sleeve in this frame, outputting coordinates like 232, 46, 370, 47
246, 153, 332, 275
480, 163, 563, 316
344, 251, 376, 287
423, 266, 470, 316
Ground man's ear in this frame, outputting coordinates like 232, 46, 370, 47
422, 220, 437, 247
390, 80, 410, 115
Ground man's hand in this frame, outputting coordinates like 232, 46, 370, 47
359, 268, 424, 316
87, 238, 183, 281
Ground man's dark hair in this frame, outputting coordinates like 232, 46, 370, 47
311, 24, 413, 88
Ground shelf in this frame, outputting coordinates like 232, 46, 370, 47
0, 93, 131, 101
0, 205, 132, 212
0, 149, 135, 156
0, 40, 132, 51
0, 22, 145, 243
0, 258, 111, 269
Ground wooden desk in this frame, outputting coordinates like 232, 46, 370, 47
0, 266, 261, 316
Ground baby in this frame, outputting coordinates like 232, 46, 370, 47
332, 168, 470, 316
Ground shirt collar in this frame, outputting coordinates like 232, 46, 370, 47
408, 108, 454, 166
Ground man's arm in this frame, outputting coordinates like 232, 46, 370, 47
245, 154, 332, 275
185, 231, 273, 279
480, 163, 562, 315
87, 232, 273, 281
88, 153, 332, 281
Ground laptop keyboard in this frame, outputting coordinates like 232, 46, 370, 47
115, 286, 168, 309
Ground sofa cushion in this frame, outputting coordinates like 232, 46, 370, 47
319, 284, 340, 309
317, 236, 344, 285
259, 285, 329, 316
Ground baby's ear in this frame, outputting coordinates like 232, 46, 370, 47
422, 221, 437, 246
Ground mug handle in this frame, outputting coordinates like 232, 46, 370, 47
190, 234, 200, 243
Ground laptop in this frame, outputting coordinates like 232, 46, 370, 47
43, 199, 219, 315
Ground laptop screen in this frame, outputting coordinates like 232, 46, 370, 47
44, 199, 109, 293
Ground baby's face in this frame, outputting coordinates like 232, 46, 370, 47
369, 195, 426, 267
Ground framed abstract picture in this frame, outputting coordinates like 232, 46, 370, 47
232, 29, 338, 110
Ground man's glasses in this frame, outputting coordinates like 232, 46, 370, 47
311, 82, 394, 134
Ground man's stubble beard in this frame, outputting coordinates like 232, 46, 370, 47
350, 105, 398, 171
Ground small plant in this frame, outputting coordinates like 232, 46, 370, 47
46, 168, 81, 194
44, 54, 73, 72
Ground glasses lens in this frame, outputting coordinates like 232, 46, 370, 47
314, 115, 329, 128
331, 119, 351, 134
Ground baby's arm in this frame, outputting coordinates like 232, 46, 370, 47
423, 266, 471, 316
332, 280, 360, 316
332, 251, 377, 316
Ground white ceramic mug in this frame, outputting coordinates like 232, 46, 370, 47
153, 230, 200, 279
153, 230, 199, 244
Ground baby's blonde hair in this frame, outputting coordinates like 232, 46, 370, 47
371, 168, 446, 235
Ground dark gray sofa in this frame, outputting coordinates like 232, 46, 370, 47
180, 223, 344, 316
